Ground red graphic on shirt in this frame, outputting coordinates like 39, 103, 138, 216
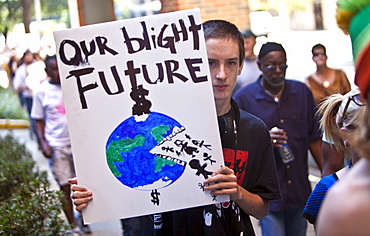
222, 201, 230, 208
222, 148, 248, 185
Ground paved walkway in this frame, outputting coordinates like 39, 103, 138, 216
0, 128, 318, 236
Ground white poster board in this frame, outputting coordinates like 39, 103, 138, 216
53, 9, 227, 224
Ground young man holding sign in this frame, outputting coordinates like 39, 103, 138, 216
69, 19, 280, 235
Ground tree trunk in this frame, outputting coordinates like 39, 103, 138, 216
21, 0, 32, 33
313, 0, 324, 30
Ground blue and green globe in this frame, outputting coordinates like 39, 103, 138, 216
106, 112, 186, 190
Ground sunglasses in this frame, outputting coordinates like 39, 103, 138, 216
313, 52, 326, 57
263, 64, 288, 72
342, 94, 365, 121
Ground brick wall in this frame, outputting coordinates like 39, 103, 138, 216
161, 0, 251, 31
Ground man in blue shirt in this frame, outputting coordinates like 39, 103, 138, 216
234, 42, 322, 236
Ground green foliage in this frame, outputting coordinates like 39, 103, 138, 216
0, 86, 29, 120
114, 0, 135, 20
0, 0, 69, 38
0, 132, 69, 235
0, 0, 23, 38
40, 0, 69, 20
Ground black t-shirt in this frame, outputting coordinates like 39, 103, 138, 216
149, 101, 280, 235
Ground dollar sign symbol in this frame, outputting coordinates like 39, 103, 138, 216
130, 85, 152, 116
151, 189, 160, 206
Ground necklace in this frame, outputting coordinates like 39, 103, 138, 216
260, 80, 284, 103
264, 87, 284, 103
322, 80, 330, 88
314, 71, 332, 88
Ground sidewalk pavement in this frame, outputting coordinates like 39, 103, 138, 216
0, 128, 317, 236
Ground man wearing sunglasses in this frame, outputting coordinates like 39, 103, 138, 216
234, 42, 323, 236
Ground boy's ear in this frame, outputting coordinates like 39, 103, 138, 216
238, 63, 243, 75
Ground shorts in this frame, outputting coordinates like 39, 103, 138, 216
49, 145, 76, 186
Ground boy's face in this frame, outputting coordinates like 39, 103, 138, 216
206, 37, 242, 103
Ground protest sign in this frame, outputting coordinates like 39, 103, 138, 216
53, 8, 227, 224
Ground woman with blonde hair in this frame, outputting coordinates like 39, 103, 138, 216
316, 0, 370, 234
319, 89, 363, 155
303, 89, 364, 227
317, 92, 370, 235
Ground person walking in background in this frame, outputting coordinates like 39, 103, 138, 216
234, 42, 322, 236
69, 19, 281, 236
303, 89, 364, 227
25, 52, 47, 95
6, 54, 20, 90
31, 55, 91, 235
305, 43, 351, 105
316, 1, 370, 235
314, 44, 351, 176
13, 50, 35, 118
233, 29, 261, 93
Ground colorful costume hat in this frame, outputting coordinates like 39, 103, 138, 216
336, 0, 370, 98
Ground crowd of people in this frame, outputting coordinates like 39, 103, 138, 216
3, 52, 90, 235
3, 0, 370, 235
5, 50, 47, 137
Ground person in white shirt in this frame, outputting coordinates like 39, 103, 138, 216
233, 30, 260, 93
31, 55, 90, 235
